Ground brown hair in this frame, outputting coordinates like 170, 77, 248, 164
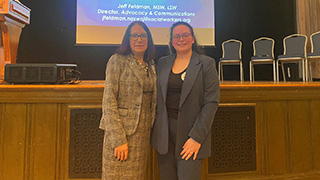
115, 21, 156, 63
169, 22, 204, 54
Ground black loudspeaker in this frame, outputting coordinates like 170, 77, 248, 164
4, 63, 81, 84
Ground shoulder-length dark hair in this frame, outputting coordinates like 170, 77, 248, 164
115, 21, 156, 63
169, 22, 204, 54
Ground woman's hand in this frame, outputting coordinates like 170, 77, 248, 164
180, 138, 201, 160
114, 143, 128, 161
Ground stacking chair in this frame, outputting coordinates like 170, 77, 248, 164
276, 34, 307, 81
306, 31, 320, 81
250, 37, 276, 81
219, 39, 243, 81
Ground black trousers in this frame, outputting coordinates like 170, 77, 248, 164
156, 117, 203, 180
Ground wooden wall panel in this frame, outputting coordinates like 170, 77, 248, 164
311, 100, 320, 170
1, 104, 28, 180
31, 104, 59, 180
296, 0, 320, 40
288, 101, 313, 172
255, 102, 264, 175
264, 101, 287, 175
1, 82, 320, 180
0, 104, 3, 179
296, 0, 320, 78
64, 105, 103, 180
58, 104, 68, 180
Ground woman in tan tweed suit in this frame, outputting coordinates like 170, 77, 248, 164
99, 21, 157, 180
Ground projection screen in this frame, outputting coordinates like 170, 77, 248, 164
76, 0, 215, 46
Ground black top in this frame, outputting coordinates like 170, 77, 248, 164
166, 68, 187, 119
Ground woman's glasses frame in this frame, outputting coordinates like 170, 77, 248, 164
172, 33, 192, 41
130, 33, 148, 41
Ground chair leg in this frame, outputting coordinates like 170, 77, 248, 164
308, 60, 313, 82
240, 62, 243, 82
281, 61, 286, 81
218, 62, 221, 81
276, 60, 280, 82
304, 59, 308, 82
252, 65, 255, 81
221, 65, 224, 81
249, 61, 253, 82
272, 61, 276, 82
302, 59, 306, 82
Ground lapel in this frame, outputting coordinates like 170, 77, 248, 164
159, 54, 176, 103
179, 52, 202, 108
149, 60, 157, 92
126, 54, 143, 87
150, 60, 157, 125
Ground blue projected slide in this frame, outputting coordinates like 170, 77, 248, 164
76, 0, 215, 46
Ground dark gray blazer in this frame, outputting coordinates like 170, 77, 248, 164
151, 52, 220, 159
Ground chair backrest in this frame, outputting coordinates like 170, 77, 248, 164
253, 37, 275, 59
283, 34, 307, 57
310, 31, 320, 54
222, 39, 242, 60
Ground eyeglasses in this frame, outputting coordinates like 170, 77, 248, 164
172, 33, 192, 41
130, 33, 148, 41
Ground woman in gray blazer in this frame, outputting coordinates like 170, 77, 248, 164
99, 21, 157, 180
151, 22, 220, 180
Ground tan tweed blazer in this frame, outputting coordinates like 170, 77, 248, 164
99, 54, 157, 148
